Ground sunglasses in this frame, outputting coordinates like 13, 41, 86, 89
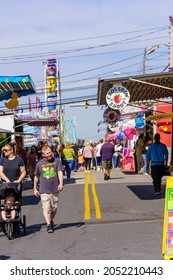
3, 149, 11, 152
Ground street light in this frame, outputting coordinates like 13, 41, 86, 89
147, 43, 172, 55
143, 43, 173, 74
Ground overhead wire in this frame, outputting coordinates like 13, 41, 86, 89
0, 26, 168, 51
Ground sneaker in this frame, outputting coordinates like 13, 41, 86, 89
47, 224, 53, 233
104, 174, 108, 180
144, 173, 149, 175
50, 220, 54, 229
154, 191, 160, 195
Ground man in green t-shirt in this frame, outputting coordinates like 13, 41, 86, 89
34, 146, 63, 233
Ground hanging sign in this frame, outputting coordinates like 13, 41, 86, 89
106, 85, 130, 110
162, 176, 173, 260
108, 121, 123, 132
103, 107, 120, 124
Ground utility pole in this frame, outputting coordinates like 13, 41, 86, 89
169, 16, 173, 160
143, 48, 147, 74
57, 59, 64, 144
170, 16, 173, 70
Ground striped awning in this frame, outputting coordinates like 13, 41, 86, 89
97, 72, 173, 105
15, 118, 59, 127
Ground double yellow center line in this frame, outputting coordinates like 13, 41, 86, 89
84, 171, 101, 220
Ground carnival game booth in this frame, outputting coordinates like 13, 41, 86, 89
107, 106, 145, 172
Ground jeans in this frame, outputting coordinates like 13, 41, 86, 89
112, 155, 121, 168
73, 156, 78, 170
151, 165, 165, 192
142, 154, 147, 173
63, 160, 74, 179
84, 157, 92, 170
96, 156, 102, 166
112, 155, 117, 168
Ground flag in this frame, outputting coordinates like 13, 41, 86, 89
36, 96, 39, 109
14, 107, 19, 114
40, 101, 43, 112
38, 99, 43, 112
28, 97, 31, 111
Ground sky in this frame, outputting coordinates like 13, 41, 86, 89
0, 0, 172, 142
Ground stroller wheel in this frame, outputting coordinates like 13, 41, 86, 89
6, 223, 13, 240
22, 215, 26, 235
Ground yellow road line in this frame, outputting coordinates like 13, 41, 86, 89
89, 172, 102, 219
84, 171, 90, 220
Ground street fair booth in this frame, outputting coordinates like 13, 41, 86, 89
97, 72, 173, 171
0, 75, 35, 110
14, 117, 60, 148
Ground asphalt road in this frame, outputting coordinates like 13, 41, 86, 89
0, 170, 166, 260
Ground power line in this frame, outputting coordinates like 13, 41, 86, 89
0, 26, 168, 51
61, 54, 143, 78
0, 34, 168, 63
0, 94, 98, 111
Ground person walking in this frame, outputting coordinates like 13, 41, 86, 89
27, 145, 38, 187
0, 142, 26, 187
34, 145, 63, 233
146, 133, 168, 195
100, 136, 114, 180
72, 143, 79, 171
61, 142, 75, 181
113, 141, 123, 169
83, 141, 94, 171
95, 139, 103, 171
0, 142, 26, 233
37, 141, 44, 160
134, 134, 145, 174
142, 137, 152, 175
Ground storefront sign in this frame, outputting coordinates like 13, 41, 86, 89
162, 177, 173, 259
106, 85, 130, 110
108, 121, 123, 132
103, 107, 120, 124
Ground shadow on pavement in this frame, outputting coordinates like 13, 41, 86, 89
22, 195, 40, 206
25, 223, 45, 235
64, 178, 76, 184
55, 222, 85, 231
0, 255, 10, 260
23, 222, 85, 235
109, 176, 125, 180
127, 184, 166, 200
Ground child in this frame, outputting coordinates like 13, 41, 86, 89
169, 160, 173, 176
1, 192, 19, 221
78, 151, 84, 171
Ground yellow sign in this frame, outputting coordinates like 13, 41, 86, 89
162, 176, 173, 260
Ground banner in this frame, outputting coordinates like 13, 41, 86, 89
162, 176, 173, 260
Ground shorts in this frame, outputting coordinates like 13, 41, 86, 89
40, 192, 59, 214
102, 159, 112, 170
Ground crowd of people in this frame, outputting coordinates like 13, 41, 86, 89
0, 132, 171, 234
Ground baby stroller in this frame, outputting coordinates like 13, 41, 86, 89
0, 182, 26, 239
